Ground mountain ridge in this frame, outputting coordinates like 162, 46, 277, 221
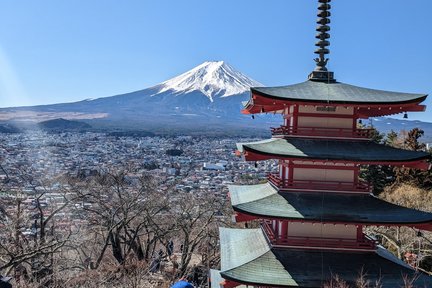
0, 61, 265, 127
0, 61, 431, 139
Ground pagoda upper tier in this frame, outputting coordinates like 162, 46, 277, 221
237, 138, 431, 169
229, 183, 432, 231
243, 80, 427, 117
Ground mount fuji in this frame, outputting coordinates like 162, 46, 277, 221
156, 61, 262, 101
0, 61, 276, 132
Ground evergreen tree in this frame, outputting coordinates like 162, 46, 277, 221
394, 128, 432, 188
385, 130, 399, 147
361, 128, 395, 194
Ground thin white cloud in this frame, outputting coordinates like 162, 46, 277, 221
0, 45, 29, 107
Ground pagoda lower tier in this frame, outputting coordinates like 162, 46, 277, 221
211, 228, 432, 288
229, 183, 432, 231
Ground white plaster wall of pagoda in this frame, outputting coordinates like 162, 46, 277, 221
298, 105, 354, 115
279, 164, 290, 179
287, 222, 357, 239
293, 168, 354, 182
297, 116, 353, 129
284, 115, 290, 126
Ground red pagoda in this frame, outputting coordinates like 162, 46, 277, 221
211, 1, 432, 287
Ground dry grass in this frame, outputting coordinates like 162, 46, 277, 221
372, 183, 432, 274
380, 183, 432, 212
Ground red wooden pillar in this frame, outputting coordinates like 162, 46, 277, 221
288, 160, 294, 186
356, 225, 363, 241
284, 106, 290, 126
353, 165, 360, 188
279, 160, 289, 184
293, 105, 299, 133
274, 220, 280, 239
279, 160, 283, 179
352, 114, 358, 130
280, 220, 288, 240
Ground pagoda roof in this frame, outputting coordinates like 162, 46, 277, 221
251, 80, 427, 105
243, 81, 427, 116
219, 228, 432, 287
237, 138, 431, 167
229, 183, 432, 226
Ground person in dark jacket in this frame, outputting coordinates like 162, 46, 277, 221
0, 275, 12, 288
171, 274, 194, 288
166, 240, 174, 257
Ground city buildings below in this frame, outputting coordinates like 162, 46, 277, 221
0, 131, 277, 232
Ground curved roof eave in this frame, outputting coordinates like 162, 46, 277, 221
220, 246, 432, 288
229, 184, 432, 225
237, 138, 431, 163
250, 80, 428, 105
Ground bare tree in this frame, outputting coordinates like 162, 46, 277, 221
170, 192, 226, 278
67, 170, 174, 270
0, 167, 77, 286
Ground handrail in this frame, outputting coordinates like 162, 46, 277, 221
268, 174, 371, 193
261, 221, 376, 250
271, 126, 373, 139
262, 220, 276, 241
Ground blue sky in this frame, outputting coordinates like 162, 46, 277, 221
0, 0, 431, 121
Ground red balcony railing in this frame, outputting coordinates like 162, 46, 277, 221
271, 126, 373, 139
268, 173, 371, 193
262, 221, 376, 250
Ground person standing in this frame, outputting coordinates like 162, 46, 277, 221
166, 240, 174, 257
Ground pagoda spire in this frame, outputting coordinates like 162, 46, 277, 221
308, 0, 335, 82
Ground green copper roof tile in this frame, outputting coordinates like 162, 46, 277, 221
219, 227, 270, 271
237, 138, 430, 162
222, 250, 298, 287
251, 80, 427, 104
229, 184, 432, 224
229, 183, 277, 206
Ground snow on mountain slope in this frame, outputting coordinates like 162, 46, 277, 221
155, 61, 263, 102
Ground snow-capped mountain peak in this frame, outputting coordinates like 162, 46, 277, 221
156, 61, 263, 102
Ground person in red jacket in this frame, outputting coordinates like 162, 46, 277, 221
171, 274, 194, 288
